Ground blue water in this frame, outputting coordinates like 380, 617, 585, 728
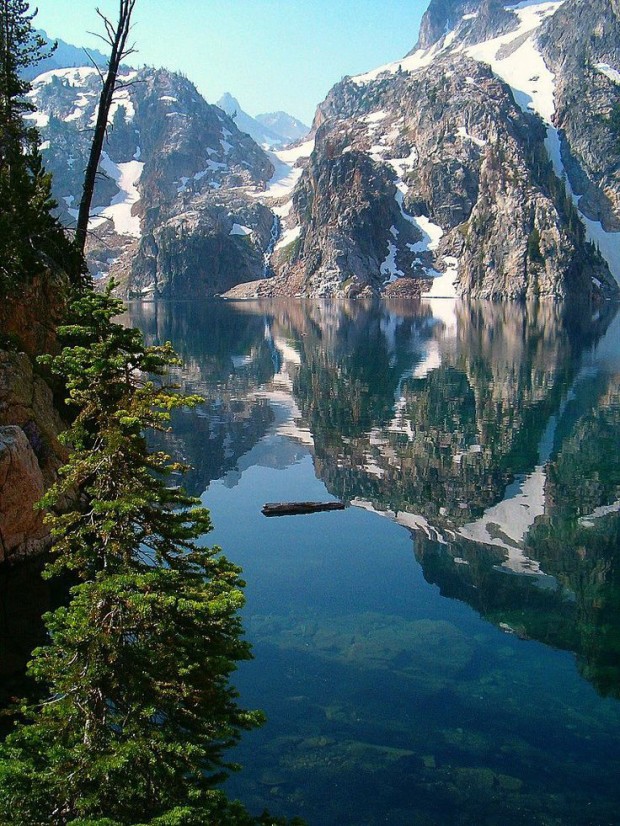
126, 298, 620, 825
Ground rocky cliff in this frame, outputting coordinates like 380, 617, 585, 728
538, 0, 620, 228
233, 0, 620, 301
30, 2, 620, 301
29, 66, 277, 297
0, 272, 68, 562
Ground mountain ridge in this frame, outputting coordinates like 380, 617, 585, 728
228, 0, 619, 301
27, 4, 620, 302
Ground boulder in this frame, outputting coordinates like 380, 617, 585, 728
0, 427, 48, 562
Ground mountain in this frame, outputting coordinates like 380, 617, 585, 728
226, 0, 620, 301
29, 3, 620, 301
22, 31, 110, 80
216, 93, 305, 148
29, 67, 276, 294
255, 111, 310, 144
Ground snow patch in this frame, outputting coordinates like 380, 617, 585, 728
259, 138, 315, 200
273, 200, 293, 218
407, 213, 444, 252
353, 42, 440, 85
412, 339, 442, 379
422, 257, 459, 298
88, 152, 143, 237
459, 467, 546, 570
275, 225, 301, 250
594, 63, 620, 85
362, 110, 389, 124
230, 223, 253, 236
579, 499, 620, 527
32, 66, 98, 87
457, 125, 487, 147
381, 240, 404, 282
23, 110, 49, 127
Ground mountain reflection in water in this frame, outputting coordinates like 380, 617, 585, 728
123, 296, 620, 825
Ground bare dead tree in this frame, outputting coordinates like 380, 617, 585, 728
73, 0, 137, 282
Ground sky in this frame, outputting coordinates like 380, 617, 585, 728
34, 1, 430, 124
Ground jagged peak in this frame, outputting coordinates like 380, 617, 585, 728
412, 0, 520, 52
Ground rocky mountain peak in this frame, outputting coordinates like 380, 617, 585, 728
413, 0, 517, 51
255, 111, 310, 144
216, 92, 305, 148
226, 0, 619, 301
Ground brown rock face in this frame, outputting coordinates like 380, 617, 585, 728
0, 351, 66, 488
0, 277, 68, 561
0, 270, 66, 357
0, 427, 47, 562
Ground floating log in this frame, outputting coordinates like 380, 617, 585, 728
261, 501, 345, 517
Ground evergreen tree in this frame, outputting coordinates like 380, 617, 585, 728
0, 1, 76, 291
0, 287, 299, 825
0, 0, 48, 165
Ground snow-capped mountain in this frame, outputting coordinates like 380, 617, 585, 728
29, 3, 620, 301
228, 0, 619, 301
255, 111, 310, 145
217, 93, 307, 149
22, 31, 110, 81
29, 66, 276, 294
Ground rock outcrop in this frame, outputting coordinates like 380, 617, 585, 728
0, 271, 68, 562
0, 427, 47, 562
266, 55, 609, 299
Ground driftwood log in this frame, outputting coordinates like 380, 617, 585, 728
261, 501, 345, 517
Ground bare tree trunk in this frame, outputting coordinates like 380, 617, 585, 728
73, 0, 137, 284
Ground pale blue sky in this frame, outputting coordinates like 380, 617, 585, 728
35, 1, 430, 124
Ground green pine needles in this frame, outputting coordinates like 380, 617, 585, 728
0, 286, 297, 825
0, 0, 78, 291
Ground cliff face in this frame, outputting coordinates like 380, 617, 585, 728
244, 0, 619, 300
267, 55, 608, 299
538, 0, 620, 228
0, 273, 67, 562
30, 1, 620, 301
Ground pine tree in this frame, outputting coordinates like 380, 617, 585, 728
0, 0, 48, 167
0, 286, 300, 825
0, 1, 76, 291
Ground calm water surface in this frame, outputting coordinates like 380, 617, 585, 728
124, 297, 620, 826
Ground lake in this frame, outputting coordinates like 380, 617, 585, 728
125, 296, 620, 825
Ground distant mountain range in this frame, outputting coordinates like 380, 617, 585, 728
216, 93, 309, 149
255, 110, 310, 145
27, 7, 620, 301
22, 31, 110, 80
